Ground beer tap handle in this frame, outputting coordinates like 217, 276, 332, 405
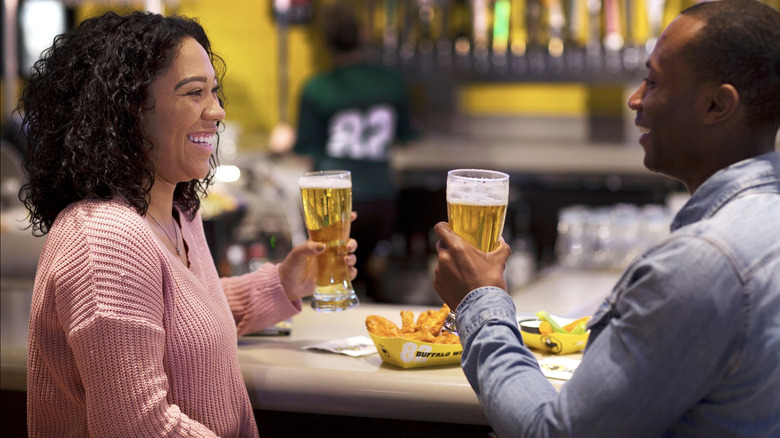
471, 0, 490, 71
383, 0, 400, 64
509, 0, 527, 57
436, 0, 453, 67
418, 0, 435, 54
492, 0, 511, 69
565, 0, 588, 74
644, 0, 666, 55
567, 0, 588, 48
547, 0, 566, 59
603, 0, 624, 72
429, 0, 444, 43
525, 0, 545, 73
365, 0, 378, 62
400, 0, 418, 63
453, 0, 472, 70
526, 0, 542, 49
622, 0, 640, 71
586, 0, 602, 70
603, 0, 623, 51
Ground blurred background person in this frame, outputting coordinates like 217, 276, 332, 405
19, 11, 356, 437
290, 1, 415, 302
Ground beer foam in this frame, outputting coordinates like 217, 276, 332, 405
447, 180, 508, 205
299, 175, 352, 189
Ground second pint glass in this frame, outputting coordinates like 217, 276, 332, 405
447, 169, 510, 252
299, 170, 358, 312
444, 169, 509, 331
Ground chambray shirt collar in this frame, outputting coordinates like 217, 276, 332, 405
670, 151, 780, 231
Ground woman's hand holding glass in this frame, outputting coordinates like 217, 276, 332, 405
279, 212, 358, 303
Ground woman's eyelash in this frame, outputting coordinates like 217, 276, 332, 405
187, 86, 219, 96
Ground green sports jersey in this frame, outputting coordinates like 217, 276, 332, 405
293, 63, 414, 201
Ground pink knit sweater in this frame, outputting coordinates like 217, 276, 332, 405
27, 200, 302, 437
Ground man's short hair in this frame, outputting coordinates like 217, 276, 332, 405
680, 0, 780, 133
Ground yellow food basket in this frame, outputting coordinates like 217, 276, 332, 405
518, 319, 589, 355
368, 332, 463, 369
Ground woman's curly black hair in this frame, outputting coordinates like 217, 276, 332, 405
18, 11, 226, 235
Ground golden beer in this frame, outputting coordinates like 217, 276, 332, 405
299, 171, 358, 312
447, 202, 508, 252
443, 169, 509, 333
300, 186, 352, 288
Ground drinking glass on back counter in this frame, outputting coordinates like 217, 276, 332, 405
444, 169, 510, 332
299, 170, 358, 312
555, 203, 674, 270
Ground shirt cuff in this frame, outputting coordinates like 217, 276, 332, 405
455, 286, 517, 340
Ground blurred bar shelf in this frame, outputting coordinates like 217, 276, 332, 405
392, 137, 652, 177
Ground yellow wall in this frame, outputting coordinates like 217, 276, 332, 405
459, 83, 625, 117
460, 84, 590, 117
77, 0, 319, 149
178, 1, 315, 137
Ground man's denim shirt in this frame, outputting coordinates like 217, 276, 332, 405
456, 151, 780, 438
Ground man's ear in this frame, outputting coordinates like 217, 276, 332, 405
703, 83, 739, 125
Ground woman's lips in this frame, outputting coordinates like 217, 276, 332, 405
187, 133, 216, 153
187, 133, 214, 145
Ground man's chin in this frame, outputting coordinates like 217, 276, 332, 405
642, 150, 658, 173
642, 156, 687, 189
642, 155, 671, 180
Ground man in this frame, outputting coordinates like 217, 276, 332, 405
293, 1, 415, 301
433, 1, 780, 436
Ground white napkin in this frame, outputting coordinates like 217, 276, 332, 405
538, 357, 581, 380
303, 336, 377, 357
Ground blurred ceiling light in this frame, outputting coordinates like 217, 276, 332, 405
215, 165, 241, 183
19, 0, 65, 75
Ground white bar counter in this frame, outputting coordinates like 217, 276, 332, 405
1, 267, 618, 425
239, 303, 486, 424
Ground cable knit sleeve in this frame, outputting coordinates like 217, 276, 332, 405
28, 202, 218, 437
182, 210, 303, 336
221, 264, 303, 336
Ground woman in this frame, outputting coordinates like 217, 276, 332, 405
19, 11, 356, 437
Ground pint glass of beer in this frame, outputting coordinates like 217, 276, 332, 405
444, 169, 509, 331
299, 170, 358, 312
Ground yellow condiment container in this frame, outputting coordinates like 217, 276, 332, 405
519, 319, 589, 355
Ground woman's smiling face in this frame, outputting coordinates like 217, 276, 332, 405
142, 36, 225, 187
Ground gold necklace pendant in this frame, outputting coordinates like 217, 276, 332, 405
147, 212, 182, 256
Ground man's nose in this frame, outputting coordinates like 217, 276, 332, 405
627, 82, 645, 111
